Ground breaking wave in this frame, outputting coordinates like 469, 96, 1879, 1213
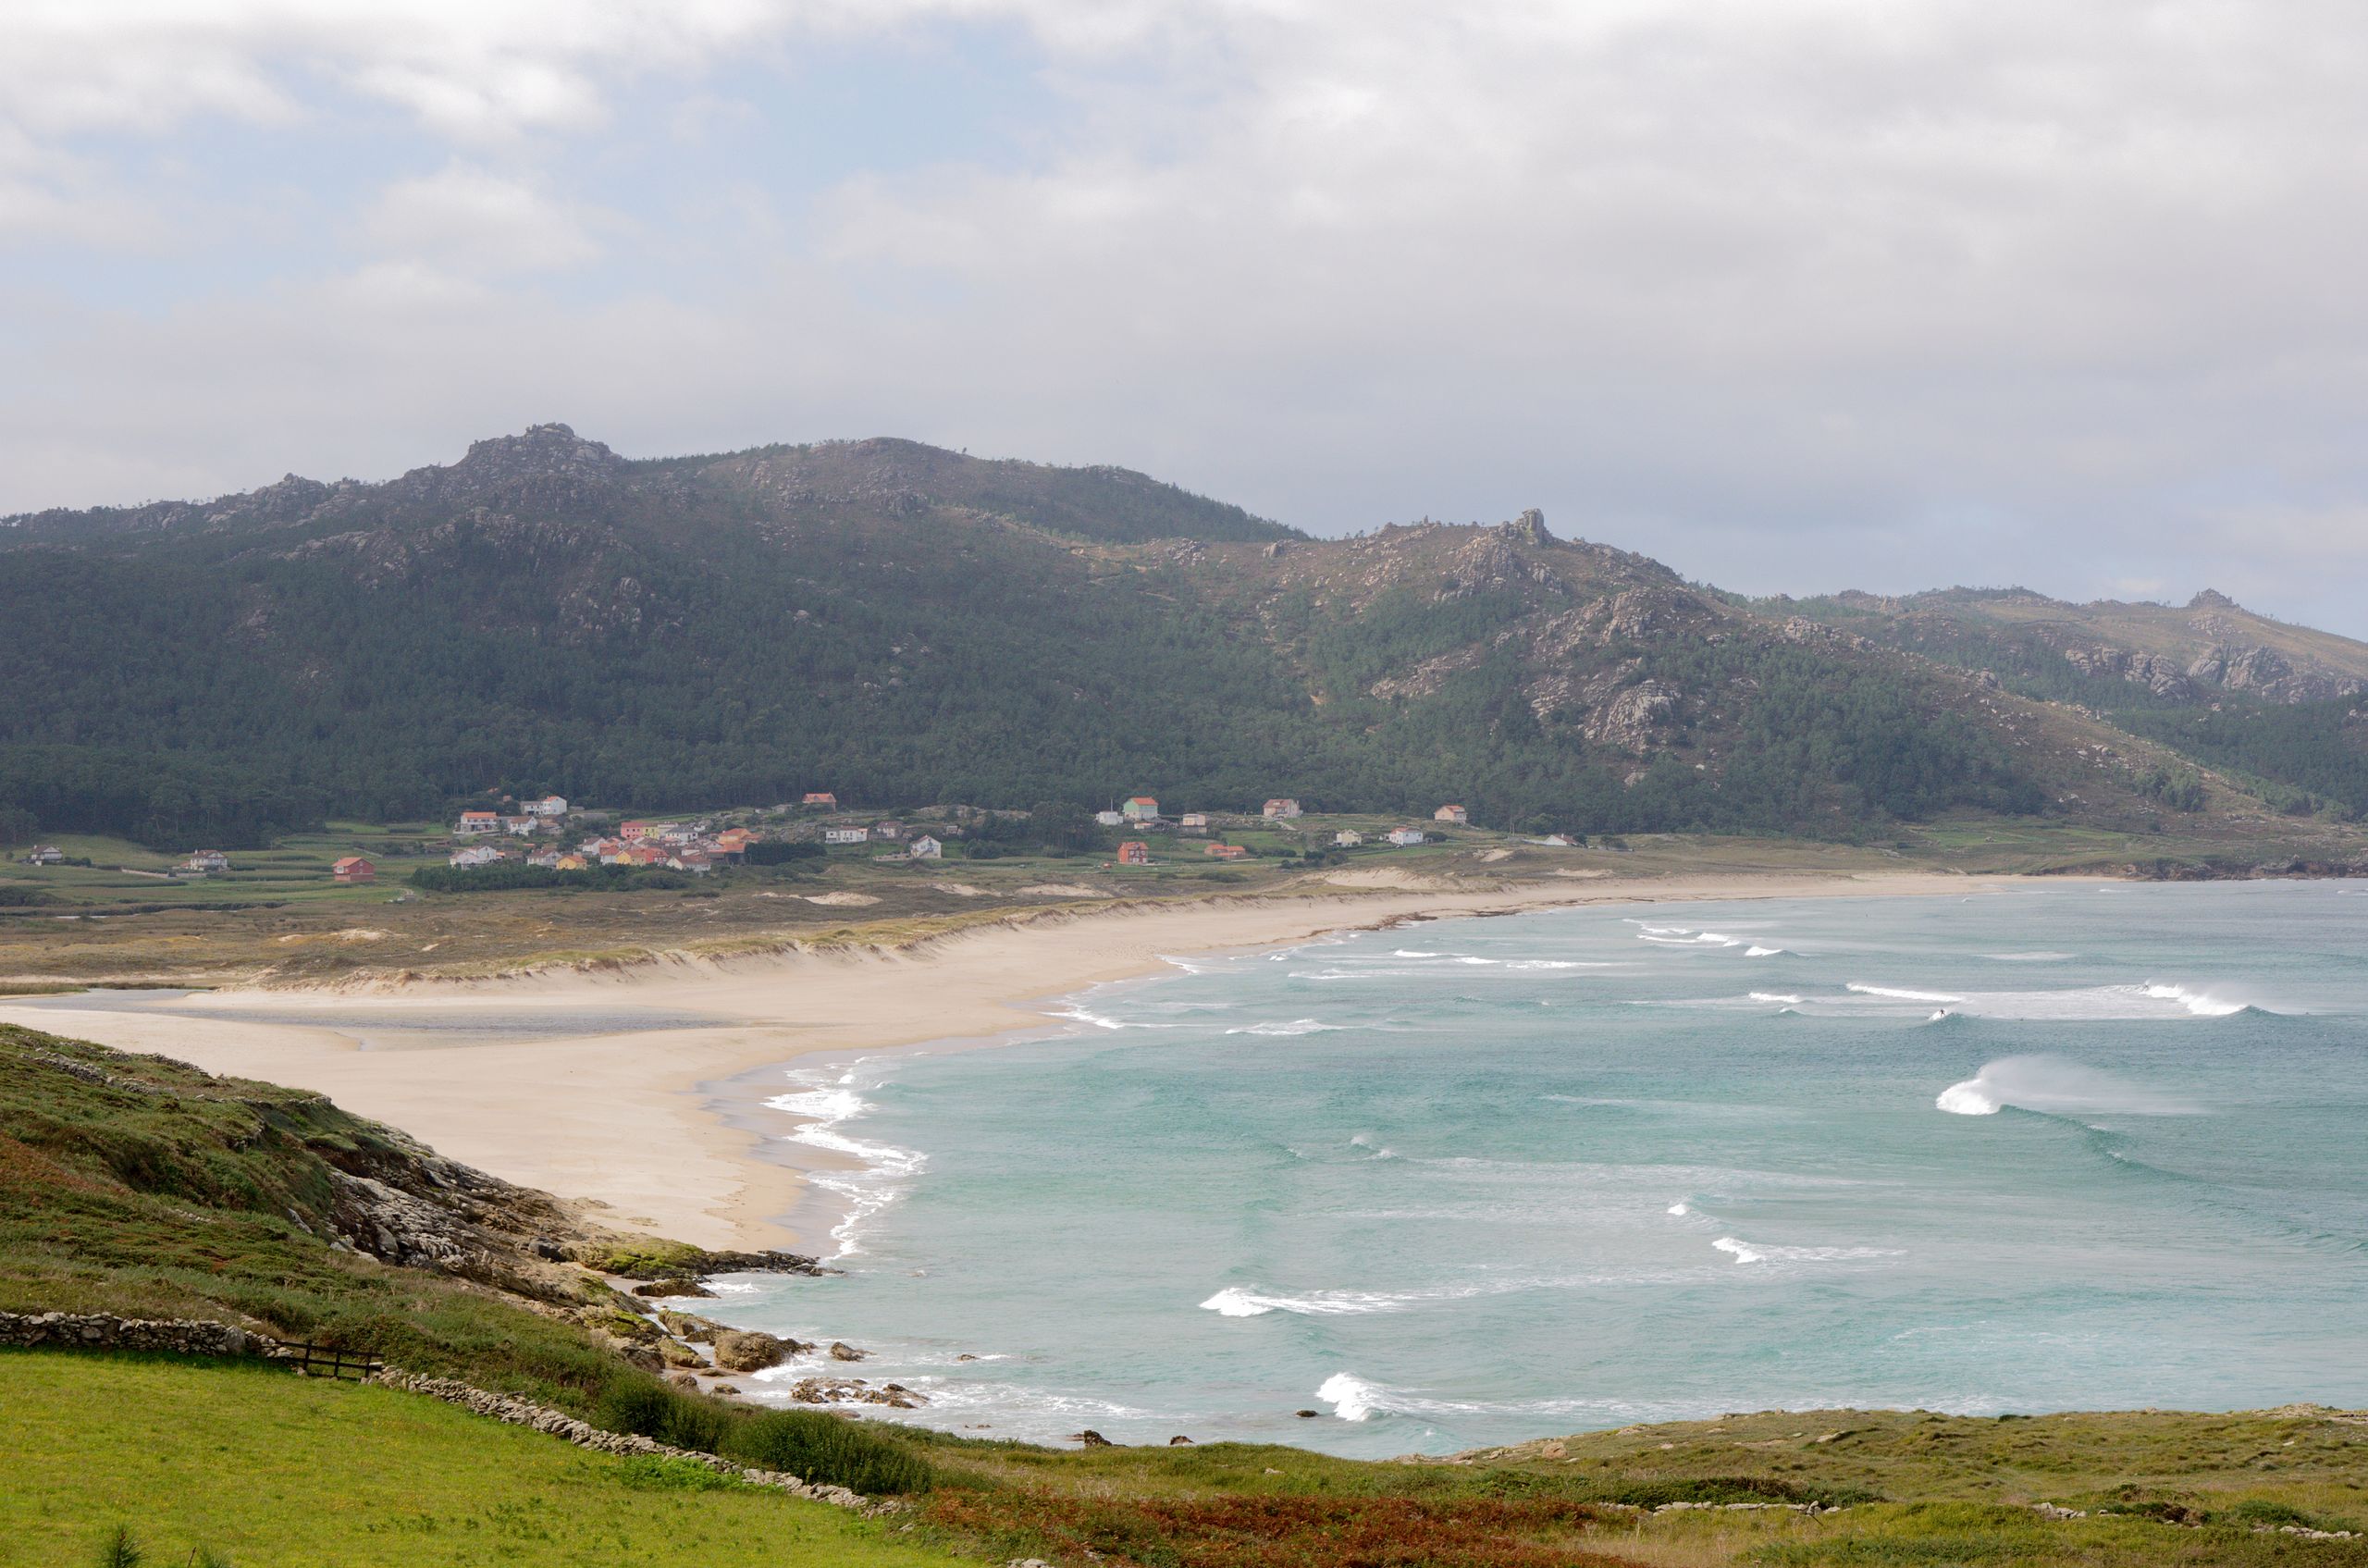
1713, 1237, 1902, 1266
2140, 982, 2248, 1018
1201, 1287, 1408, 1317
1225, 1018, 1345, 1035
1935, 1055, 2202, 1117
1846, 982, 1966, 1003
766, 1065, 927, 1259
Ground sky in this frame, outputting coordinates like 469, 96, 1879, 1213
5, 1, 2367, 634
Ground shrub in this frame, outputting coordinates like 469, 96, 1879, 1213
722, 1410, 936, 1496
591, 1376, 732, 1455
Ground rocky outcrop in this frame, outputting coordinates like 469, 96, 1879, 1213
2062, 645, 2197, 700
712, 1330, 802, 1373
369, 1370, 872, 1509
1582, 680, 1680, 754
782, 1377, 927, 1410
2186, 643, 2362, 703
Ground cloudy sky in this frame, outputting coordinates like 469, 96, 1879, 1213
6, 1, 2367, 632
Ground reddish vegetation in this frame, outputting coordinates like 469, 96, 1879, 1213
921, 1491, 1645, 1568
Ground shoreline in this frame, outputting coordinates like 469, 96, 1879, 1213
0, 871, 2047, 1250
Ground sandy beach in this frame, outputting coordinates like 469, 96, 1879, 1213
0, 871, 2032, 1251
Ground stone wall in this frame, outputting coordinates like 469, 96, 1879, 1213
0, 1311, 875, 1512
367, 1370, 871, 1511
0, 1310, 265, 1359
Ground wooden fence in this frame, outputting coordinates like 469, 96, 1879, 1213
275, 1340, 382, 1380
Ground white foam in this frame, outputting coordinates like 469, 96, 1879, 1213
2140, 982, 2247, 1018
1666, 1202, 1690, 1216
1629, 920, 1789, 956
1224, 1018, 1344, 1035
1936, 1054, 2201, 1117
1714, 1237, 1901, 1266
1201, 1287, 1405, 1317
1982, 951, 2075, 962
1846, 982, 1966, 1003
766, 1064, 927, 1259
1048, 1003, 1136, 1031
1318, 1371, 1388, 1420
1748, 992, 1804, 1006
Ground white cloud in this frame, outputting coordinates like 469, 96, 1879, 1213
0, 0, 798, 139
361, 165, 606, 273
7, 1, 2368, 634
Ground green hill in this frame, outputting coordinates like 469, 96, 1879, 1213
2, 426, 2362, 850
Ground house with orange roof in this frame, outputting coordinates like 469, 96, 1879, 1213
455, 810, 499, 835
1263, 798, 1301, 820
1205, 843, 1249, 860
1116, 841, 1152, 865
1120, 796, 1160, 823
1434, 804, 1469, 825
331, 856, 375, 884
802, 792, 838, 809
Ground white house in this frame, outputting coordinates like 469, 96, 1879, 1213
501, 815, 536, 836
908, 834, 944, 860
527, 795, 569, 817
1387, 827, 1427, 847
1179, 812, 1209, 831
1526, 833, 1576, 847
1094, 810, 1125, 827
825, 827, 870, 846
1333, 830, 1363, 847
23, 846, 62, 865
1263, 798, 1301, 820
181, 850, 230, 875
455, 810, 499, 835
449, 845, 501, 868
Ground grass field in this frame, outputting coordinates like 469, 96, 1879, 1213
11, 1347, 2368, 1568
0, 1351, 961, 1568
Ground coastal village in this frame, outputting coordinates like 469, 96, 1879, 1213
9, 793, 1574, 890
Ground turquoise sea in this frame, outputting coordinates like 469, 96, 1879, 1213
711, 882, 2368, 1456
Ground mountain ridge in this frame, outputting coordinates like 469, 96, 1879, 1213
2, 426, 2362, 848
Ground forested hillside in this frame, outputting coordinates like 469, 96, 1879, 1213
1, 426, 2353, 846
